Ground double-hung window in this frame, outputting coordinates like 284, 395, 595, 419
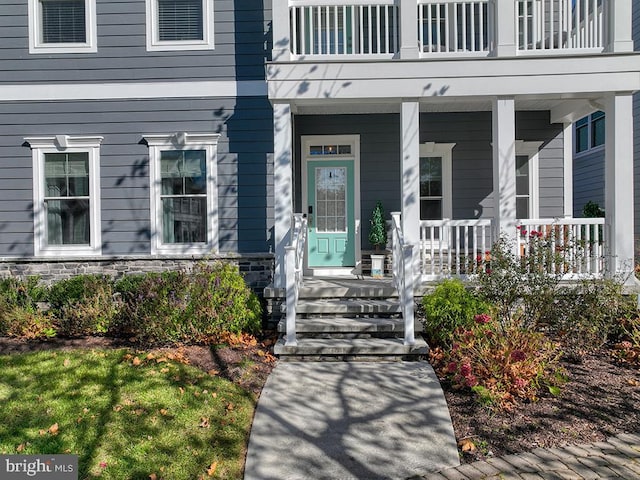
146, 0, 215, 51
575, 111, 605, 154
144, 133, 219, 255
26, 135, 103, 257
28, 0, 97, 54
419, 143, 454, 221
515, 141, 542, 219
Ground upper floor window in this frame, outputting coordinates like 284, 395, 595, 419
25, 135, 103, 257
144, 132, 219, 255
146, 0, 215, 51
575, 111, 605, 154
28, 0, 97, 54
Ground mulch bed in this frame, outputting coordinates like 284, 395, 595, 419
444, 349, 640, 462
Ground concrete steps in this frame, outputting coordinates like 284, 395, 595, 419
272, 278, 427, 360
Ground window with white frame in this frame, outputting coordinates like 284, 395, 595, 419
575, 111, 605, 154
419, 143, 454, 220
145, 0, 214, 51
515, 141, 542, 219
144, 133, 219, 255
26, 135, 103, 257
28, 0, 97, 54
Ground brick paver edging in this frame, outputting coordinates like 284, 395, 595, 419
416, 433, 640, 480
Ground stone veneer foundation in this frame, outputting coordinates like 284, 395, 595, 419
0, 254, 274, 293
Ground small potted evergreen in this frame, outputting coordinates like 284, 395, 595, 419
368, 201, 387, 278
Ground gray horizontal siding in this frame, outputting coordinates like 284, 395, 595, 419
573, 148, 605, 218
0, 96, 273, 257
0, 0, 270, 84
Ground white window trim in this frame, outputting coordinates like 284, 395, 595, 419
26, 135, 103, 257
145, 0, 215, 52
28, 0, 97, 54
419, 142, 455, 220
144, 132, 219, 255
515, 140, 542, 219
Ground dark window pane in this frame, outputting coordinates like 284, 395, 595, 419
591, 111, 605, 147
45, 198, 90, 245
516, 197, 529, 219
420, 199, 442, 220
41, 0, 86, 44
576, 124, 589, 153
158, 0, 204, 41
161, 197, 206, 243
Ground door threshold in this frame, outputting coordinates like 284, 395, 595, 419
306, 267, 360, 277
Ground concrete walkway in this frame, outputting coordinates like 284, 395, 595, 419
423, 432, 640, 480
244, 361, 460, 480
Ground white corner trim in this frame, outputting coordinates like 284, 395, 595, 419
0, 81, 268, 101
28, 0, 98, 54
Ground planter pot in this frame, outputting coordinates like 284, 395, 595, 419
370, 254, 386, 278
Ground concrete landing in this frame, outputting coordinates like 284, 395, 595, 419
244, 361, 459, 480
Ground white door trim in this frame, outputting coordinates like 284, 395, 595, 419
301, 134, 361, 276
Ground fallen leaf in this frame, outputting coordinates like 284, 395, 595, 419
458, 438, 476, 453
207, 461, 218, 476
39, 430, 46, 436
194, 391, 201, 397
179, 387, 185, 395
16, 444, 24, 452
211, 392, 217, 398
48, 423, 59, 435
146, 353, 155, 360
156, 357, 168, 363
113, 405, 123, 412
83, 408, 90, 414
627, 379, 640, 387
63, 358, 71, 367
226, 403, 234, 411
77, 417, 83, 424
208, 369, 219, 376
149, 474, 157, 480
199, 417, 210, 428
134, 409, 145, 416
159, 409, 168, 416
160, 368, 169, 374
132, 357, 142, 366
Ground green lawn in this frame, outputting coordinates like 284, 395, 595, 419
0, 349, 256, 479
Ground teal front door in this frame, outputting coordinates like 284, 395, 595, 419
307, 160, 356, 268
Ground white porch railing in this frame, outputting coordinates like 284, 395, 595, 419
418, 0, 492, 54
391, 212, 415, 346
290, 1, 400, 56
284, 213, 308, 346
420, 218, 493, 279
516, 0, 605, 53
516, 218, 606, 277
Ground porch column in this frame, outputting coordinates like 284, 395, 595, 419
604, 93, 634, 282
606, 0, 634, 53
493, 0, 516, 56
399, 0, 419, 59
400, 100, 421, 278
271, 0, 291, 60
563, 123, 573, 218
273, 102, 294, 289
492, 97, 517, 248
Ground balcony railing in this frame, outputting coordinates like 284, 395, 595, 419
283, 0, 612, 60
290, 1, 399, 56
418, 0, 492, 54
516, 0, 605, 53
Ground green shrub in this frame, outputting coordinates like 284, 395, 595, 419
477, 235, 563, 329
0, 276, 54, 340
421, 279, 490, 348
48, 275, 117, 337
438, 314, 563, 409
113, 263, 262, 345
0, 276, 47, 312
